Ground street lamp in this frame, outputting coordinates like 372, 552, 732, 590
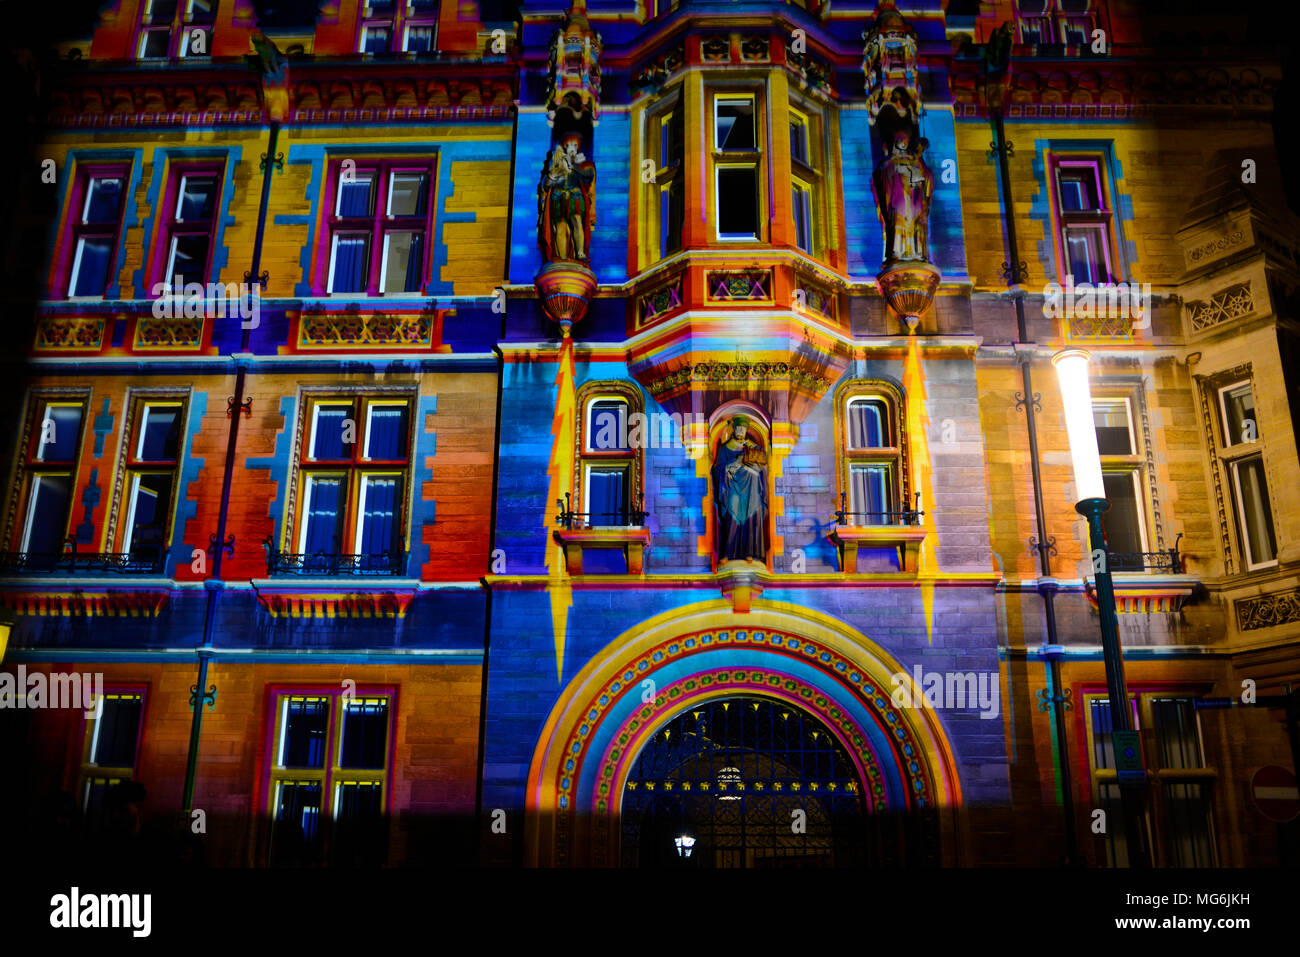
1052, 349, 1150, 867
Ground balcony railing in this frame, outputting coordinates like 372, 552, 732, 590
832, 492, 924, 527
555, 493, 647, 530
0, 537, 165, 575
1108, 535, 1184, 574
263, 537, 406, 577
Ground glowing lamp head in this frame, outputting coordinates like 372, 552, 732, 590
1051, 349, 1106, 503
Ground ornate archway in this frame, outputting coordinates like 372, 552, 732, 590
524, 600, 961, 866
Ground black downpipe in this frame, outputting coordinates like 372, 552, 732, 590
990, 106, 1080, 866
182, 120, 280, 813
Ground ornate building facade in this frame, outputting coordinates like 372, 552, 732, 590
1, 0, 1297, 868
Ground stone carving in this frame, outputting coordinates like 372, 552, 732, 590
872, 130, 935, 265
537, 132, 596, 264
711, 415, 768, 564
1237, 588, 1300, 630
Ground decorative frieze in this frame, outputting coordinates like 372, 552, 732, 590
706, 269, 773, 304
34, 316, 106, 351
646, 360, 835, 397
1067, 314, 1132, 340
296, 308, 440, 348
1187, 281, 1254, 332
637, 274, 684, 326
135, 316, 204, 350
1236, 588, 1300, 631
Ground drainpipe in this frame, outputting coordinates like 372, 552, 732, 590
181, 118, 281, 813
987, 96, 1080, 866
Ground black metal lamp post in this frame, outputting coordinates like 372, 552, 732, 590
1052, 348, 1150, 867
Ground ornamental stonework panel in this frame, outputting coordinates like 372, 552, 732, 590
1187, 281, 1255, 333
34, 316, 106, 351
1236, 588, 1300, 631
296, 308, 440, 348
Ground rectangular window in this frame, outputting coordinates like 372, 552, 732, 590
1092, 395, 1150, 571
67, 169, 127, 298
1213, 379, 1277, 570
17, 398, 86, 563
713, 94, 761, 242
1218, 380, 1256, 447
81, 691, 145, 825
842, 394, 901, 526
360, 2, 436, 55
792, 182, 812, 254
326, 162, 433, 295
1051, 156, 1117, 285
138, 0, 216, 61
269, 691, 392, 865
161, 171, 220, 290
578, 393, 640, 528
650, 103, 684, 261
290, 396, 412, 573
119, 399, 185, 572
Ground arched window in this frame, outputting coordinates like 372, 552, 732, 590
577, 384, 643, 527
837, 385, 907, 526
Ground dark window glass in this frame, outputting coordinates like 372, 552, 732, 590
790, 119, 808, 165
1101, 471, 1144, 566
147, 0, 179, 23
588, 400, 629, 451
330, 236, 369, 292
338, 176, 375, 218
588, 467, 629, 525
26, 476, 73, 554
312, 405, 352, 460
717, 168, 758, 238
405, 25, 434, 52
38, 405, 84, 462
357, 476, 402, 558
139, 406, 182, 461
1058, 168, 1100, 211
274, 782, 322, 846
1092, 401, 1132, 455
388, 173, 427, 217
85, 178, 124, 224
339, 699, 389, 769
715, 100, 755, 150
72, 239, 115, 297
1233, 456, 1277, 565
177, 177, 217, 221
91, 696, 143, 767
1220, 384, 1255, 446
126, 474, 174, 559
140, 29, 171, 58
303, 478, 346, 556
365, 406, 408, 460
848, 399, 888, 448
363, 26, 392, 53
168, 235, 211, 287
849, 465, 892, 524
1152, 697, 1203, 770
281, 698, 329, 768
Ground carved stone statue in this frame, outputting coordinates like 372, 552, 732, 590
711, 416, 768, 564
871, 130, 934, 264
537, 133, 596, 264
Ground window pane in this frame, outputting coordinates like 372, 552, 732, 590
1060, 17, 1090, 45
138, 406, 182, 461
382, 231, 424, 293
358, 475, 403, 557
388, 173, 428, 217
303, 477, 345, 555
715, 100, 755, 150
147, 0, 179, 23
125, 473, 174, 558
176, 176, 217, 221
588, 400, 628, 450
847, 399, 886, 448
1101, 471, 1144, 565
280, 698, 329, 768
405, 25, 434, 52
1089, 698, 1139, 769
91, 695, 143, 767
37, 405, 84, 462
187, 0, 216, 23
793, 185, 811, 253
790, 118, 808, 165
660, 181, 683, 258
140, 28, 171, 58
71, 237, 115, 297
363, 26, 392, 53
339, 698, 389, 769
312, 405, 352, 460
1098, 782, 1130, 867
273, 781, 322, 851
365, 406, 408, 460
335, 782, 384, 820
587, 467, 629, 525
167, 234, 211, 286
24, 475, 72, 554
1233, 456, 1277, 565
84, 178, 124, 224
330, 235, 369, 293
849, 464, 892, 524
337, 175, 375, 218
1220, 383, 1255, 446
1092, 400, 1132, 455
1152, 698, 1203, 770
717, 168, 758, 238
1058, 167, 1100, 212
1064, 228, 1106, 284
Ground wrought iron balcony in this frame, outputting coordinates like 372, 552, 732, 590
0, 538, 165, 575
555, 492, 647, 530
832, 492, 924, 527
1108, 535, 1184, 574
263, 537, 407, 577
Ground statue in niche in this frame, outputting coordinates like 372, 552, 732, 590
537, 131, 596, 263
871, 129, 934, 264
711, 415, 769, 564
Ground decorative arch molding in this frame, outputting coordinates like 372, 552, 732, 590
524, 599, 961, 866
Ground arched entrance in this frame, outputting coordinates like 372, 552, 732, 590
621, 695, 882, 867
525, 601, 960, 867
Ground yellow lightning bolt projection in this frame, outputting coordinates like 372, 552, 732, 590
903, 336, 941, 644
544, 337, 577, 682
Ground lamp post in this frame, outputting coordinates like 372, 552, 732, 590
1052, 348, 1150, 868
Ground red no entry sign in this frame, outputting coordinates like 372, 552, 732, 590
1251, 765, 1300, 823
